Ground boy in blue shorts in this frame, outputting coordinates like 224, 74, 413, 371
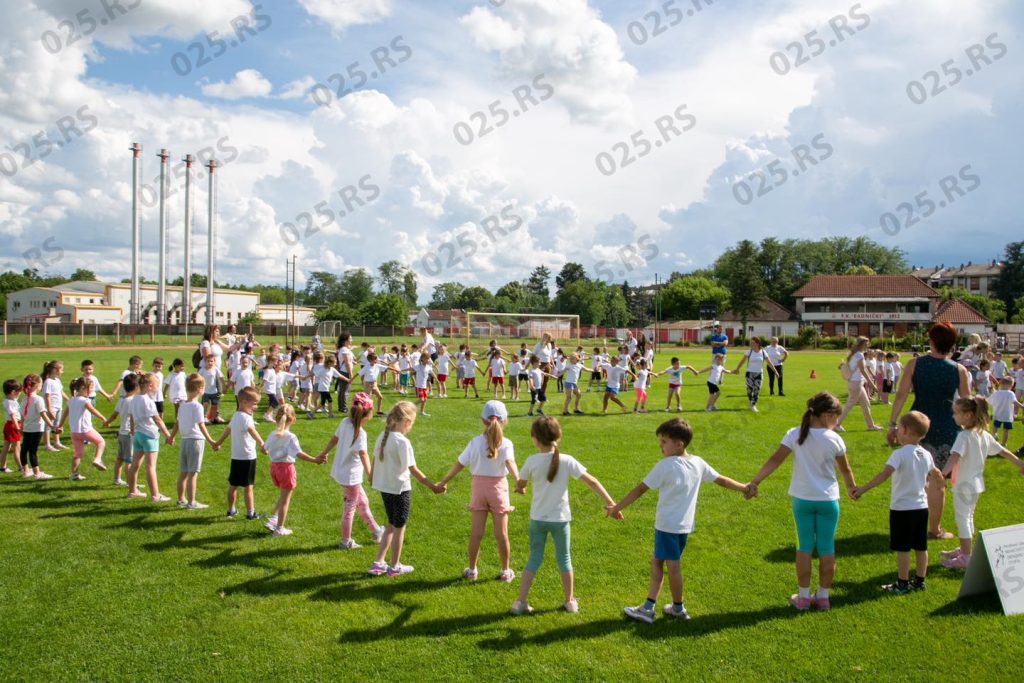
609, 418, 751, 622
600, 356, 634, 414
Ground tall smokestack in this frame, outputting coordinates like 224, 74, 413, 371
156, 148, 169, 324
129, 142, 142, 324
182, 154, 194, 325
206, 158, 217, 325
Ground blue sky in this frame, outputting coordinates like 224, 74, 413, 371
2, 0, 1022, 296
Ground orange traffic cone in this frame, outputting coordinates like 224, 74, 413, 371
809, 369, 817, 379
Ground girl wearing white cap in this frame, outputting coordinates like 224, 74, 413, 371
437, 401, 520, 583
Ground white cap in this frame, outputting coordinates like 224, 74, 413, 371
482, 400, 508, 422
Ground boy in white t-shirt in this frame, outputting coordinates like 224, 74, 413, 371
489, 350, 507, 400
611, 418, 751, 623
213, 387, 267, 520
853, 411, 941, 594
163, 358, 188, 423
1, 379, 22, 473
149, 357, 166, 418
461, 350, 481, 399
166, 373, 220, 509
990, 353, 1008, 381
600, 356, 635, 415
986, 377, 1024, 446
232, 357, 255, 405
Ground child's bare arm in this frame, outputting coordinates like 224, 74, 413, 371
153, 416, 172, 440
437, 462, 465, 487
409, 464, 441, 492
610, 482, 648, 515
246, 426, 266, 452
750, 445, 791, 488
319, 436, 339, 459
714, 475, 749, 494
836, 455, 857, 497
580, 472, 616, 508
941, 452, 961, 478
297, 450, 324, 464
505, 459, 520, 482
853, 465, 894, 499
198, 423, 218, 448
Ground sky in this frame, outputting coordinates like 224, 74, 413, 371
1, 0, 1021, 299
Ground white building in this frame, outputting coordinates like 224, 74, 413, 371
257, 304, 317, 326
6, 281, 259, 325
719, 299, 801, 339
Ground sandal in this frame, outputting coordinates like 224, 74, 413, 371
928, 529, 955, 540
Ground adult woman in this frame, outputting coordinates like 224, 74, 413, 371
887, 321, 970, 540
734, 337, 779, 412
533, 333, 554, 393
199, 326, 232, 369
835, 336, 882, 432
335, 333, 355, 414
765, 337, 789, 396
421, 328, 438, 361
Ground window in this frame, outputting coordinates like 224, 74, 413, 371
771, 325, 782, 337
848, 323, 860, 336
970, 277, 980, 290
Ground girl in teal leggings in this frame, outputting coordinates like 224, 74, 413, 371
749, 392, 858, 611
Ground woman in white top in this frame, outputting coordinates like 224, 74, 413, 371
437, 401, 520, 583
733, 337, 779, 412
200, 325, 234, 371
533, 333, 555, 393
765, 337, 789, 396
334, 333, 356, 413
835, 336, 882, 432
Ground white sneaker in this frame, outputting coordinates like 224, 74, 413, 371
339, 539, 362, 550
272, 526, 293, 536
113, 478, 128, 486
264, 519, 278, 531
70, 473, 86, 481
663, 604, 691, 620
177, 500, 189, 508
750, 404, 759, 413
510, 600, 534, 615
35, 472, 54, 481
371, 527, 384, 543
187, 502, 209, 510
564, 598, 579, 613
624, 604, 655, 623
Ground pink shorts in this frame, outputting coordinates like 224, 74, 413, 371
668, 384, 680, 390
270, 462, 297, 491
438, 374, 448, 382
635, 388, 648, 402
72, 430, 103, 458
469, 475, 514, 514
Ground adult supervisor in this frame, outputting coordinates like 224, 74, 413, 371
709, 323, 729, 357
886, 321, 970, 541
765, 336, 789, 396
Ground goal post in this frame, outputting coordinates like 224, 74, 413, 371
465, 312, 581, 348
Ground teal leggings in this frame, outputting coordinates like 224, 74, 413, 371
525, 520, 572, 572
791, 497, 840, 556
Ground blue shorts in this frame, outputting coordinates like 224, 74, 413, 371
604, 386, 619, 395
564, 382, 578, 392
792, 497, 840, 556
994, 420, 1014, 430
654, 529, 689, 561
132, 433, 161, 454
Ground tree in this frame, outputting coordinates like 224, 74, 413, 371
458, 286, 493, 310
993, 241, 1024, 320
555, 262, 588, 292
495, 281, 526, 304
661, 276, 730, 320
338, 268, 375, 309
302, 271, 343, 306
1012, 296, 1024, 324
939, 287, 1006, 324
429, 282, 465, 309
846, 265, 877, 275
259, 289, 287, 305
526, 266, 551, 302
238, 310, 262, 324
402, 271, 418, 308
553, 280, 606, 325
603, 283, 631, 327
316, 301, 360, 325
69, 268, 96, 281
377, 260, 407, 294
720, 240, 766, 336
359, 294, 408, 326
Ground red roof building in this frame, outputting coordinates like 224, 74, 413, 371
793, 275, 939, 338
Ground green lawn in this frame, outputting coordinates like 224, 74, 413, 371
1, 347, 1022, 682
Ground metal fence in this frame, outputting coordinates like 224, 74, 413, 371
1, 321, 317, 347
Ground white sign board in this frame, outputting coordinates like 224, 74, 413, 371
958, 522, 1024, 616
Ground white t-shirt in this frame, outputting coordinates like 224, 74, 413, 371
627, 337, 638, 355
457, 434, 514, 477
118, 369, 136, 397
411, 351, 421, 367
987, 390, 1017, 423
885, 445, 934, 511
42, 377, 63, 412
434, 353, 449, 375
3, 398, 19, 423
230, 411, 257, 461
267, 430, 302, 464
200, 340, 223, 366
331, 419, 369, 486
22, 394, 47, 432
232, 368, 254, 393
413, 363, 434, 389
422, 333, 436, 355
299, 363, 314, 389
883, 362, 896, 382
199, 366, 222, 395
602, 363, 627, 388
336, 347, 355, 376
176, 400, 206, 441
534, 342, 553, 364
527, 367, 543, 390
634, 369, 649, 390
461, 359, 479, 379
991, 360, 1008, 379
643, 455, 720, 534
490, 358, 506, 378
263, 368, 277, 396
360, 363, 384, 384
128, 395, 160, 439
149, 371, 164, 402
114, 397, 132, 435
315, 365, 341, 392
509, 360, 522, 377
85, 374, 104, 399
519, 452, 587, 522
951, 429, 1004, 493
563, 362, 584, 385
165, 371, 188, 403
68, 396, 94, 434
664, 366, 684, 385
781, 426, 847, 501
708, 364, 726, 385
371, 432, 416, 495
744, 350, 767, 374
848, 352, 865, 382
765, 345, 786, 365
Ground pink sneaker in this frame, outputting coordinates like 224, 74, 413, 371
813, 596, 831, 611
939, 548, 962, 560
367, 562, 388, 577
789, 594, 812, 611
941, 553, 970, 570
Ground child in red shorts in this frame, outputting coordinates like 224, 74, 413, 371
265, 404, 327, 536
2, 379, 23, 473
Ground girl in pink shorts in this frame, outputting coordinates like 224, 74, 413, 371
437, 400, 520, 583
265, 404, 327, 536
62, 377, 109, 480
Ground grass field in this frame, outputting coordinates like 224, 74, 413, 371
1, 346, 1023, 682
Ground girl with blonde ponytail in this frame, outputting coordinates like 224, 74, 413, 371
749, 392, 857, 612
265, 404, 328, 537
511, 416, 618, 616
319, 393, 384, 550
368, 401, 443, 577
437, 401, 520, 583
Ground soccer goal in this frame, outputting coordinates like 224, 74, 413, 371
464, 312, 580, 348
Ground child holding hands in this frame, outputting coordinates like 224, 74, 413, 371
322, 393, 383, 549
166, 373, 220, 509
264, 404, 328, 536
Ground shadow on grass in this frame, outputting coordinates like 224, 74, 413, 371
762, 532, 890, 563
929, 592, 1004, 617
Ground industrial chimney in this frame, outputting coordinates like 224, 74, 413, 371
182, 154, 194, 325
156, 148, 169, 324
129, 142, 141, 324
206, 158, 217, 325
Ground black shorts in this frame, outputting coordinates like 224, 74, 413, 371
530, 388, 547, 404
882, 379, 894, 393
707, 381, 720, 395
154, 401, 164, 416
518, 373, 529, 382
381, 490, 412, 528
319, 391, 332, 403
889, 508, 928, 552
228, 459, 257, 487
591, 370, 602, 381
267, 394, 280, 409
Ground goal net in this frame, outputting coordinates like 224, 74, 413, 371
464, 312, 580, 348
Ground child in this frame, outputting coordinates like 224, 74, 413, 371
991, 352, 1008, 383
317, 355, 345, 418
63, 376, 108, 480
560, 353, 586, 416
613, 418, 751, 622
298, 352, 315, 413
436, 344, 452, 398
41, 360, 68, 452
600, 355, 634, 415
166, 373, 219, 509
586, 347, 603, 392
150, 358, 166, 417
654, 357, 698, 412
553, 350, 566, 394
164, 358, 188, 422
19, 374, 59, 480
437, 401, 520, 583
2, 379, 23, 473
880, 352, 897, 405
747, 393, 858, 611
104, 373, 138, 486
461, 350, 481, 399
81, 360, 112, 405
264, 404, 327, 536
214, 386, 267, 520
1015, 358, 1024, 416
413, 353, 436, 417
697, 355, 734, 412
987, 377, 1024, 446
852, 411, 941, 594
508, 355, 523, 402
398, 345, 412, 396
490, 350, 507, 399
232, 356, 255, 407
939, 397, 1024, 569
527, 355, 557, 417
322, 393, 383, 549
368, 402, 443, 577
975, 359, 993, 398
126, 373, 173, 502
198, 355, 225, 424
112, 355, 144, 398
632, 359, 652, 413
262, 355, 280, 422
511, 416, 618, 615
358, 353, 390, 418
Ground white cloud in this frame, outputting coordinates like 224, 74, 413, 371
200, 69, 272, 100
278, 76, 316, 100
298, 0, 392, 33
